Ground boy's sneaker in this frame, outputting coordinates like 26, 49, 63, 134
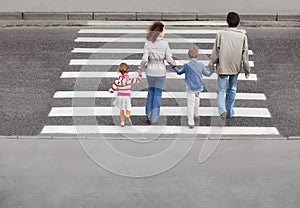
219, 112, 227, 126
125, 116, 132, 126
120, 121, 125, 127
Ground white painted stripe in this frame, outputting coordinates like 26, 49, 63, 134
54, 91, 266, 100
60, 72, 257, 81
75, 37, 216, 43
68, 59, 255, 68
71, 48, 254, 55
87, 21, 228, 26
41, 125, 279, 135
78, 29, 246, 34
48, 107, 271, 117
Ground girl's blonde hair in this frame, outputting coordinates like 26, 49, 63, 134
118, 63, 130, 75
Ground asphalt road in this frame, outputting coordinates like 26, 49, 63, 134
0, 26, 299, 136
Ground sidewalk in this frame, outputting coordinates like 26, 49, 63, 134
1, 0, 300, 14
0, 12, 299, 28
1, 138, 300, 207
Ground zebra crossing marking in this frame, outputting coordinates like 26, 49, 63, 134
68, 59, 255, 68
87, 21, 228, 26
60, 72, 257, 81
71, 48, 254, 55
78, 29, 246, 34
53, 91, 266, 100
48, 107, 271, 118
75, 37, 216, 43
41, 126, 280, 135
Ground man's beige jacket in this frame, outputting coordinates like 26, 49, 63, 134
209, 28, 251, 75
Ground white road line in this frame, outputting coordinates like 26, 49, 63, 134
78, 29, 246, 34
60, 72, 257, 81
41, 125, 280, 135
75, 37, 216, 43
71, 48, 254, 55
87, 21, 228, 26
53, 91, 266, 100
48, 107, 271, 117
68, 59, 255, 68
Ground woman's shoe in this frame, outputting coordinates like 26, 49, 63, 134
146, 115, 151, 125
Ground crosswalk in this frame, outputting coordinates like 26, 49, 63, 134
41, 21, 280, 136
60, 72, 257, 81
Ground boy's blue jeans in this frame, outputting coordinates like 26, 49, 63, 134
146, 76, 166, 123
217, 74, 239, 116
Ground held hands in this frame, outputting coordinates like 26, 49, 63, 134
108, 88, 114, 93
138, 69, 142, 76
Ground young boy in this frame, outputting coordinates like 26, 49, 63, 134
172, 47, 213, 128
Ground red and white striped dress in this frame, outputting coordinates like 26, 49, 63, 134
109, 73, 142, 110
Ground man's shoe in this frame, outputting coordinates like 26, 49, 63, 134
219, 112, 227, 126
151, 120, 159, 125
189, 125, 194, 129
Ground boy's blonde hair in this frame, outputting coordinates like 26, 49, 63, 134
188, 47, 199, 58
118, 63, 130, 74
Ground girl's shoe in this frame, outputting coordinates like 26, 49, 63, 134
125, 117, 132, 126
121, 121, 125, 127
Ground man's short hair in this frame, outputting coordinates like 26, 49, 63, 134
188, 47, 198, 58
227, 12, 240, 27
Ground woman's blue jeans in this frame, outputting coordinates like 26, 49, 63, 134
146, 76, 166, 122
217, 74, 239, 116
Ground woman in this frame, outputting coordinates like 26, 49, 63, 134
139, 21, 176, 124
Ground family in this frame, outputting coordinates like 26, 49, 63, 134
109, 12, 251, 128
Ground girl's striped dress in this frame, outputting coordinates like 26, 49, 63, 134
109, 73, 142, 110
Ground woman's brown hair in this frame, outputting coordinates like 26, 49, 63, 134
146, 21, 164, 43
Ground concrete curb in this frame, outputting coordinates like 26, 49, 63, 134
277, 14, 300, 21
0, 12, 22, 20
162, 12, 197, 21
1, 19, 300, 28
23, 12, 68, 20
137, 12, 162, 21
68, 13, 93, 20
0, 12, 299, 22
0, 135, 290, 140
94, 12, 136, 21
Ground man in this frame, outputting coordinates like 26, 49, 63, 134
208, 12, 251, 126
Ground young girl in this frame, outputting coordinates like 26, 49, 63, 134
109, 63, 142, 127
